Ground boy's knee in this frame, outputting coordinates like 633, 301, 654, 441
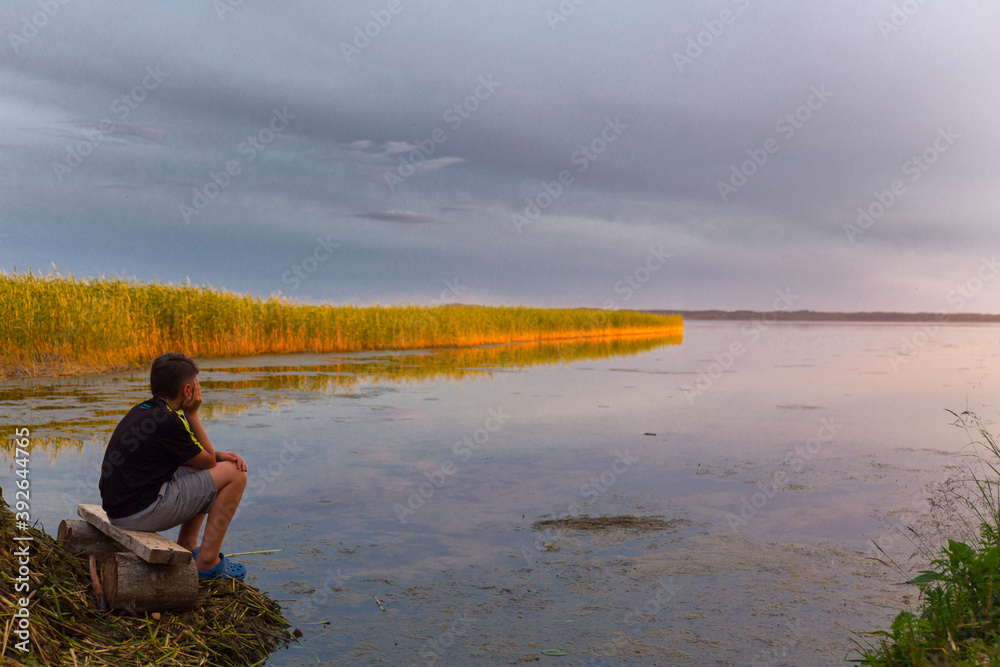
224, 461, 247, 486
209, 461, 246, 488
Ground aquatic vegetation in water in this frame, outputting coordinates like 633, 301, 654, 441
854, 411, 1000, 665
0, 269, 682, 377
532, 515, 688, 532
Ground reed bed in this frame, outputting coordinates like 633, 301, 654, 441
0, 270, 682, 378
0, 490, 292, 666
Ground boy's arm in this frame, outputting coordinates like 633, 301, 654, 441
183, 412, 217, 469
185, 411, 216, 458
181, 377, 217, 468
182, 377, 247, 472
185, 447, 215, 469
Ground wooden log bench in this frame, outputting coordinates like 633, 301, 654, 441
57, 504, 197, 614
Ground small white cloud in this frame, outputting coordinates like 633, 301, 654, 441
350, 150, 390, 164
354, 210, 443, 224
72, 119, 167, 145
413, 156, 465, 174
382, 141, 418, 155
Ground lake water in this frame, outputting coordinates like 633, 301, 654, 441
3, 323, 1000, 665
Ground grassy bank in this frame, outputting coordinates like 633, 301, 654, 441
0, 489, 292, 666
855, 412, 1000, 665
0, 270, 682, 378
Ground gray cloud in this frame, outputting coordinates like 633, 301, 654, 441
2, 0, 999, 311
354, 211, 444, 224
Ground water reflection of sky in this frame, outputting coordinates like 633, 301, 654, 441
3, 325, 1000, 664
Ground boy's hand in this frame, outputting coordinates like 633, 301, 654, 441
216, 450, 248, 472
182, 377, 202, 413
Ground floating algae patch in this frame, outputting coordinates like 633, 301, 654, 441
532, 515, 688, 532
0, 490, 293, 666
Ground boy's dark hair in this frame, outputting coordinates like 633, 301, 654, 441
150, 352, 199, 400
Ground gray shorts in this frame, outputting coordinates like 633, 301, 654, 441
110, 466, 217, 532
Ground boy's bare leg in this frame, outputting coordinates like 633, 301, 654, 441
194, 461, 247, 571
176, 465, 207, 551
177, 513, 206, 551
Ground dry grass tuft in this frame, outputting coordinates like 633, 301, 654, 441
0, 489, 293, 666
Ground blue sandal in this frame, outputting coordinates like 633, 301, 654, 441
190, 547, 227, 563
196, 552, 247, 581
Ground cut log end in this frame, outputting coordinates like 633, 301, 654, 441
102, 552, 198, 614
58, 520, 127, 560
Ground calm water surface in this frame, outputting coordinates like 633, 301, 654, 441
3, 324, 1000, 665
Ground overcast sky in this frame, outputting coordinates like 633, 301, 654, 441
2, 1, 998, 312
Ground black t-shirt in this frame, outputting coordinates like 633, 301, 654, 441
99, 396, 205, 518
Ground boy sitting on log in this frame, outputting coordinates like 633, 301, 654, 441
99, 352, 249, 581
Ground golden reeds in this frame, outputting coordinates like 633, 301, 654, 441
0, 269, 682, 378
